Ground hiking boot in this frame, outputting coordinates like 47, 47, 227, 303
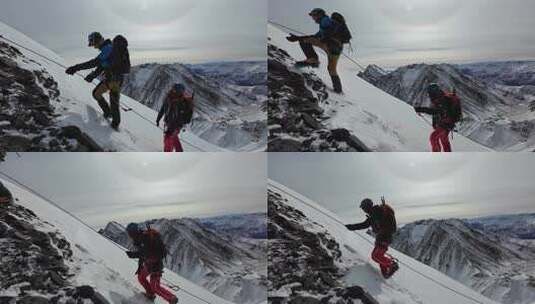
169, 296, 178, 304
111, 121, 120, 131
383, 260, 399, 279
143, 293, 156, 301
96, 99, 111, 118
331, 75, 343, 94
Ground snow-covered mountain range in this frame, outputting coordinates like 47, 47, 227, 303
0, 177, 233, 304
267, 179, 497, 304
392, 216, 535, 304
466, 213, 535, 239
197, 212, 267, 239
121, 61, 267, 151
267, 23, 488, 152
458, 61, 535, 86
358, 61, 535, 151
0, 20, 227, 152
99, 214, 267, 304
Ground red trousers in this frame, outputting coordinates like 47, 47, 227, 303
163, 130, 183, 152
371, 243, 393, 276
137, 264, 176, 303
430, 127, 451, 152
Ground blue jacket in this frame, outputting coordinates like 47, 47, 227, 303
314, 15, 336, 40
97, 40, 113, 68
73, 39, 113, 78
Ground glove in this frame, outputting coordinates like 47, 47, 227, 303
126, 251, 141, 259
85, 70, 99, 83
84, 74, 96, 83
65, 66, 78, 75
286, 34, 300, 42
135, 259, 143, 275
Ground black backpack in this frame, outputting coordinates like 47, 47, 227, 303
331, 12, 352, 44
111, 35, 131, 74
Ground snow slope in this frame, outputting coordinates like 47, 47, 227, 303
1, 177, 233, 304
268, 179, 498, 304
122, 62, 266, 152
393, 219, 535, 304
0, 21, 222, 152
268, 23, 489, 151
100, 218, 267, 304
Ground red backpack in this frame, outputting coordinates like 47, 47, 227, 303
444, 92, 463, 124
381, 203, 397, 234
144, 228, 167, 260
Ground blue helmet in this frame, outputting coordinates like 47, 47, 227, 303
126, 223, 140, 234
88, 32, 103, 47
427, 83, 443, 98
174, 83, 186, 94
309, 8, 326, 17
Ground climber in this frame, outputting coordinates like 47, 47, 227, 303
0, 181, 13, 204
125, 223, 178, 304
414, 83, 463, 152
65, 32, 131, 130
345, 197, 399, 279
286, 8, 352, 94
156, 83, 194, 152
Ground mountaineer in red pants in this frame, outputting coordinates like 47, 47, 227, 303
126, 223, 178, 304
414, 83, 463, 152
156, 83, 194, 152
345, 197, 399, 279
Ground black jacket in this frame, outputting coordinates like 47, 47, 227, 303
415, 93, 457, 130
346, 205, 395, 244
157, 93, 193, 133
129, 229, 166, 273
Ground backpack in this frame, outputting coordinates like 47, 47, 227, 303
166, 93, 194, 127
381, 203, 397, 234
182, 93, 194, 124
331, 12, 352, 44
111, 35, 131, 74
444, 92, 463, 124
144, 228, 167, 260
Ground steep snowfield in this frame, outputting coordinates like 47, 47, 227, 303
268, 23, 489, 151
0, 21, 222, 152
100, 217, 267, 304
1, 177, 233, 304
268, 179, 498, 304
393, 219, 535, 304
121, 62, 266, 152
359, 62, 535, 151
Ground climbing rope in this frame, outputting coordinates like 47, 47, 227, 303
268, 181, 490, 304
0, 35, 207, 152
0, 171, 217, 304
268, 20, 368, 71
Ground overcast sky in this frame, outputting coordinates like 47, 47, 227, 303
269, 153, 535, 225
0, 153, 266, 228
269, 0, 535, 68
0, 0, 266, 65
